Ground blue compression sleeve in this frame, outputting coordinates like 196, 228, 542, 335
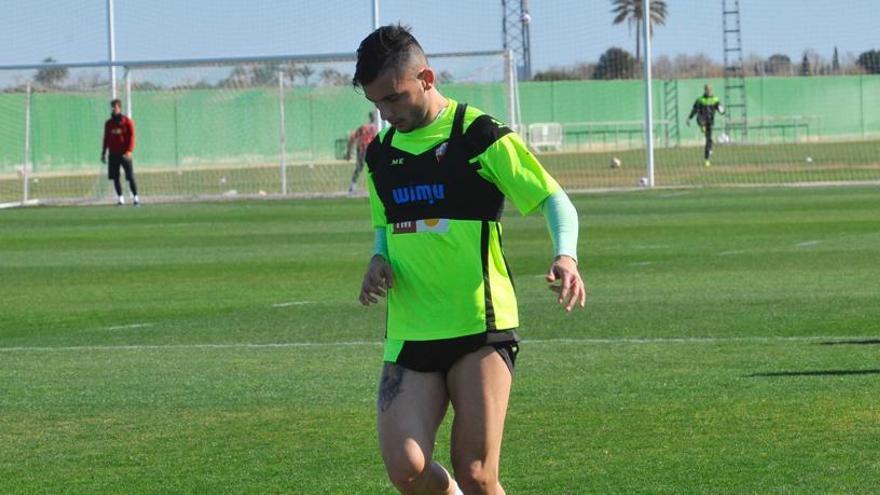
541, 189, 579, 262
373, 227, 388, 258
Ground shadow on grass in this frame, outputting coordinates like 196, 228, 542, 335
749, 369, 880, 378
816, 339, 880, 346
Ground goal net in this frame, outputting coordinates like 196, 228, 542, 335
520, 0, 879, 190
3, 0, 879, 206
0, 50, 518, 205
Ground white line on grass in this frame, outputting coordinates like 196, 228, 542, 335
523, 336, 878, 344
106, 323, 154, 330
0, 341, 382, 352
796, 240, 823, 248
271, 301, 315, 308
1, 335, 877, 353
628, 261, 654, 267
718, 250, 746, 256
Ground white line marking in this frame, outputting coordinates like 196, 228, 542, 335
796, 240, 822, 248
1, 335, 875, 353
272, 301, 314, 308
0, 341, 382, 353
628, 261, 654, 267
106, 323, 154, 330
718, 250, 746, 256
524, 336, 873, 344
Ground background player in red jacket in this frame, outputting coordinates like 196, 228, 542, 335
346, 111, 378, 194
101, 99, 139, 206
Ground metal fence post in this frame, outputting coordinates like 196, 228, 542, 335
278, 68, 288, 195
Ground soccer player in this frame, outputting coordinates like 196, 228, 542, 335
101, 99, 139, 206
354, 25, 585, 495
686, 84, 725, 167
346, 111, 379, 194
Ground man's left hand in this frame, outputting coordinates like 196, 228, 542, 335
546, 255, 586, 312
123, 152, 132, 160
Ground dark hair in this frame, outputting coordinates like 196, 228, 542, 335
110, 99, 122, 107
353, 24, 425, 87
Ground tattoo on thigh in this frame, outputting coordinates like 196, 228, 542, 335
378, 364, 405, 413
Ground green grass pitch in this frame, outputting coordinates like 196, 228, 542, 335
1, 186, 879, 493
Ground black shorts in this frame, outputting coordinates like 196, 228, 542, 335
107, 154, 134, 180
385, 330, 520, 376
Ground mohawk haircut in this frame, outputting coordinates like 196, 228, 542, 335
353, 24, 426, 87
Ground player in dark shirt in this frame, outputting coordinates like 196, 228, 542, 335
687, 84, 725, 167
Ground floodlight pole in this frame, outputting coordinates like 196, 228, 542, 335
372, 0, 379, 30
106, 0, 117, 99
505, 50, 519, 131
124, 68, 132, 118
372, 0, 383, 131
642, 0, 656, 187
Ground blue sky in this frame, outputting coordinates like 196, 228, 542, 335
1, 0, 876, 70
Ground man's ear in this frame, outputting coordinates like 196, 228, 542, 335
418, 67, 436, 91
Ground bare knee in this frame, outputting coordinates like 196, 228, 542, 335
385, 446, 436, 494
454, 459, 500, 494
385, 457, 421, 493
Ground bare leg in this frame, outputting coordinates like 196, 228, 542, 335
447, 347, 512, 495
378, 363, 459, 495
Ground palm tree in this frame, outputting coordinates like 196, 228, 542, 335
610, 0, 668, 63
295, 65, 315, 86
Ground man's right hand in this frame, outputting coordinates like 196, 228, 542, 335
100, 154, 106, 164
359, 254, 394, 306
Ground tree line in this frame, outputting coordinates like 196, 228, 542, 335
532, 1, 879, 81
16, 58, 356, 92
9, 0, 880, 90
533, 48, 880, 81
12, 58, 459, 92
